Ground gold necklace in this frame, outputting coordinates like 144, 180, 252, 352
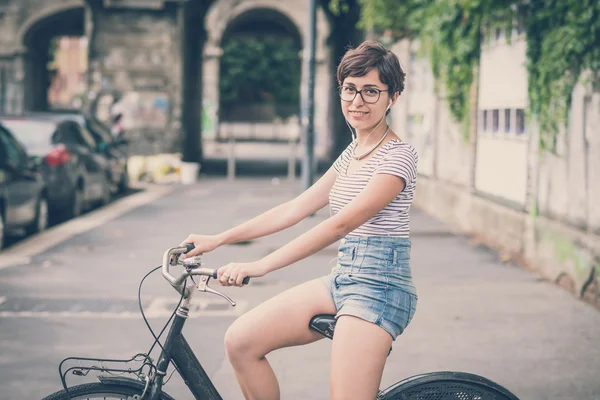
352, 126, 390, 160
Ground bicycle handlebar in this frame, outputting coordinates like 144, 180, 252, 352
161, 243, 249, 300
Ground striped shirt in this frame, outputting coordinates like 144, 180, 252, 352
329, 139, 418, 238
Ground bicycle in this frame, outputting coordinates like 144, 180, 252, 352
42, 244, 521, 400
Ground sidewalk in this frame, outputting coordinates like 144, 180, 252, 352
167, 178, 600, 400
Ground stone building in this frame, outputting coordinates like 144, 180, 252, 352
0, 0, 355, 162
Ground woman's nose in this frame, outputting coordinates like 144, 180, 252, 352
352, 92, 365, 106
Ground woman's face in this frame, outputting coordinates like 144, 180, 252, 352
341, 68, 393, 131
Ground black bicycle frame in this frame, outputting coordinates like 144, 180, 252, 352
148, 309, 222, 400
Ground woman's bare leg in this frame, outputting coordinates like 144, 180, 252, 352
330, 315, 393, 400
224, 278, 336, 400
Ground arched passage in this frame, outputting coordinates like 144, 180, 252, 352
202, 0, 333, 166
20, 5, 86, 111
218, 8, 302, 124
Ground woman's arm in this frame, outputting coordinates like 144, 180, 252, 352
183, 166, 338, 257
216, 166, 337, 245
259, 173, 406, 273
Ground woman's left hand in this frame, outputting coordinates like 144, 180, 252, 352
217, 261, 268, 287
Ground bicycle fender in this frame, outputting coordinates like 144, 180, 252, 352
97, 376, 176, 400
377, 371, 520, 400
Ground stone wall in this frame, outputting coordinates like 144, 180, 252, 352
0, 0, 336, 161
414, 176, 600, 309
87, 2, 182, 155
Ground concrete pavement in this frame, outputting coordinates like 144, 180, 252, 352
0, 177, 598, 400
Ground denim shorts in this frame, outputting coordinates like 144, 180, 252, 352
320, 236, 418, 340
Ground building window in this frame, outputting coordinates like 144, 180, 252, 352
408, 51, 417, 91
516, 109, 525, 134
504, 109, 511, 133
482, 110, 488, 132
492, 109, 499, 133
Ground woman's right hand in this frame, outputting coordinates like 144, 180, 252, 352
180, 234, 222, 258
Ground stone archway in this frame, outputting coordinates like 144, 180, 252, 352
219, 8, 302, 124
17, 1, 86, 111
202, 0, 332, 161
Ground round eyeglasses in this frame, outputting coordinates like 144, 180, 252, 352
339, 86, 386, 104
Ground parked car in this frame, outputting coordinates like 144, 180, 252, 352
0, 122, 48, 251
0, 116, 112, 220
25, 111, 129, 194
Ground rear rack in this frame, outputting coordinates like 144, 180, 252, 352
58, 353, 155, 394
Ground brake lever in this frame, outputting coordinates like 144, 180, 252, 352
197, 276, 237, 307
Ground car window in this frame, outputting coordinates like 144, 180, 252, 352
86, 118, 112, 144
77, 124, 100, 149
0, 126, 27, 167
1, 119, 57, 148
59, 121, 96, 149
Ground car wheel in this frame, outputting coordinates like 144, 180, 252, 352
100, 175, 112, 206
26, 196, 49, 235
71, 186, 84, 218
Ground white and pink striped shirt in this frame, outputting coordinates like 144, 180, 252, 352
329, 139, 418, 238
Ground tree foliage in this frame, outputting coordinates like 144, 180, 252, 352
352, 0, 600, 151
219, 36, 301, 109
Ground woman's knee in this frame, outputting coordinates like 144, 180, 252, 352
224, 318, 258, 363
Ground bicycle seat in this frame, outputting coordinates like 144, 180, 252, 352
309, 314, 392, 356
309, 314, 336, 339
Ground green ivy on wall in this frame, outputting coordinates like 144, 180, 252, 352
335, 0, 599, 152
525, 0, 600, 152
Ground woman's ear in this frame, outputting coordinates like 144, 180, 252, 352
386, 92, 399, 115
391, 92, 399, 106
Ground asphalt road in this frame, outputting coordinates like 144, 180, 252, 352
0, 178, 599, 400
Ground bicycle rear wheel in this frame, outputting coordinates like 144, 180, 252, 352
379, 371, 520, 400
41, 382, 175, 400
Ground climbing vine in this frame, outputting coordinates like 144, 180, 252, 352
337, 0, 600, 151
524, 0, 600, 152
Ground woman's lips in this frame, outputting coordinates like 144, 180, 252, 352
349, 110, 369, 119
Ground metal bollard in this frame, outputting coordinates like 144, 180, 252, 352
227, 136, 235, 181
288, 138, 297, 181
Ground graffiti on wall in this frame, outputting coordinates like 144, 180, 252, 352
115, 91, 170, 130
202, 100, 218, 138
94, 90, 170, 130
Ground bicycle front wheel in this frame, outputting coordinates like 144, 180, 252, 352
41, 382, 175, 400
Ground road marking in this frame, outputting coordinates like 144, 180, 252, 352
0, 185, 174, 270
0, 309, 247, 319
0, 296, 247, 319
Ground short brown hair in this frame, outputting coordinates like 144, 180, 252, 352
337, 40, 405, 95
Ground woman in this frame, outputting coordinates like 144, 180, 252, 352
181, 40, 418, 400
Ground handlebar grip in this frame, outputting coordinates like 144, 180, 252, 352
211, 270, 250, 285
184, 243, 195, 254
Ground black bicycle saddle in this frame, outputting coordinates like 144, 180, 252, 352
309, 314, 393, 356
